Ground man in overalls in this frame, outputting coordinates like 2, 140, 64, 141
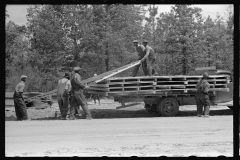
57, 73, 71, 120
69, 67, 92, 120
195, 72, 211, 117
142, 40, 157, 76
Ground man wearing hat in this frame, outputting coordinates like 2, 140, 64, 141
132, 40, 148, 77
57, 72, 71, 120
142, 40, 157, 76
13, 75, 29, 121
195, 72, 211, 117
69, 67, 92, 120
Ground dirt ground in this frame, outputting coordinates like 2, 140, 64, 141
5, 97, 234, 157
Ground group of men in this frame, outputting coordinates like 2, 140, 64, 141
13, 67, 93, 121
12, 40, 211, 121
57, 67, 92, 120
132, 40, 157, 77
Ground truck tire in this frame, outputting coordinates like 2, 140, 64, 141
157, 97, 179, 117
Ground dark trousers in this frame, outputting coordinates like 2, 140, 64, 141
13, 92, 28, 120
195, 94, 210, 115
92, 94, 100, 104
132, 60, 148, 77
57, 91, 69, 118
146, 58, 157, 76
70, 91, 92, 119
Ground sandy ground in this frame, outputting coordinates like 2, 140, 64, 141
5, 97, 234, 157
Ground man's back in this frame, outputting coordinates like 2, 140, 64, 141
57, 78, 68, 96
196, 79, 210, 95
145, 45, 155, 59
71, 73, 85, 92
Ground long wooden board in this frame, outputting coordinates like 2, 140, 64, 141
26, 60, 141, 101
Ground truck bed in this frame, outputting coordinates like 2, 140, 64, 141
88, 75, 230, 97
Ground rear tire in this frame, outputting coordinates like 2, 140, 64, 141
157, 98, 179, 117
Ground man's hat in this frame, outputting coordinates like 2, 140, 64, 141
143, 40, 148, 43
21, 75, 27, 79
64, 73, 70, 78
73, 67, 82, 71
202, 72, 209, 78
133, 40, 138, 43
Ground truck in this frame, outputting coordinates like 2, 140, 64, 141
26, 60, 233, 117
110, 66, 233, 117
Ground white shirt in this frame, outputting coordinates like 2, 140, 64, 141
57, 78, 71, 95
15, 81, 25, 92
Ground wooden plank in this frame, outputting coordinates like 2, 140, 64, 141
108, 81, 155, 85
156, 86, 171, 89
186, 88, 229, 92
170, 86, 186, 89
124, 88, 139, 91
109, 84, 124, 87
88, 83, 109, 88
27, 60, 142, 100
157, 81, 187, 85
94, 60, 141, 83
186, 79, 228, 82
88, 87, 109, 91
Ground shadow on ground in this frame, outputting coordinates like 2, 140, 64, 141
21, 108, 233, 121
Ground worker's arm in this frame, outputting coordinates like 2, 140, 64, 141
75, 74, 87, 89
203, 82, 210, 94
65, 80, 71, 94
196, 80, 201, 89
141, 46, 150, 62
56, 80, 60, 94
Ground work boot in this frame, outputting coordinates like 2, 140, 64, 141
85, 117, 92, 120
69, 116, 76, 120
203, 106, 210, 115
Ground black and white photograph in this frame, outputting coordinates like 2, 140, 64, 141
5, 4, 234, 157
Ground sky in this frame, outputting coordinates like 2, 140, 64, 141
6, 4, 232, 26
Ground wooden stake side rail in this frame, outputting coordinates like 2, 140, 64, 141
102, 75, 229, 82
88, 75, 230, 98
88, 88, 229, 97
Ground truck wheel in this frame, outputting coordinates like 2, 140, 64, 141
157, 98, 179, 117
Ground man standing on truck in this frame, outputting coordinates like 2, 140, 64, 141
195, 72, 211, 117
142, 40, 157, 76
69, 67, 92, 120
57, 73, 71, 120
132, 40, 148, 77
13, 75, 30, 121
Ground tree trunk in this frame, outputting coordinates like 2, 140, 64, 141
105, 43, 109, 71
182, 46, 187, 75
